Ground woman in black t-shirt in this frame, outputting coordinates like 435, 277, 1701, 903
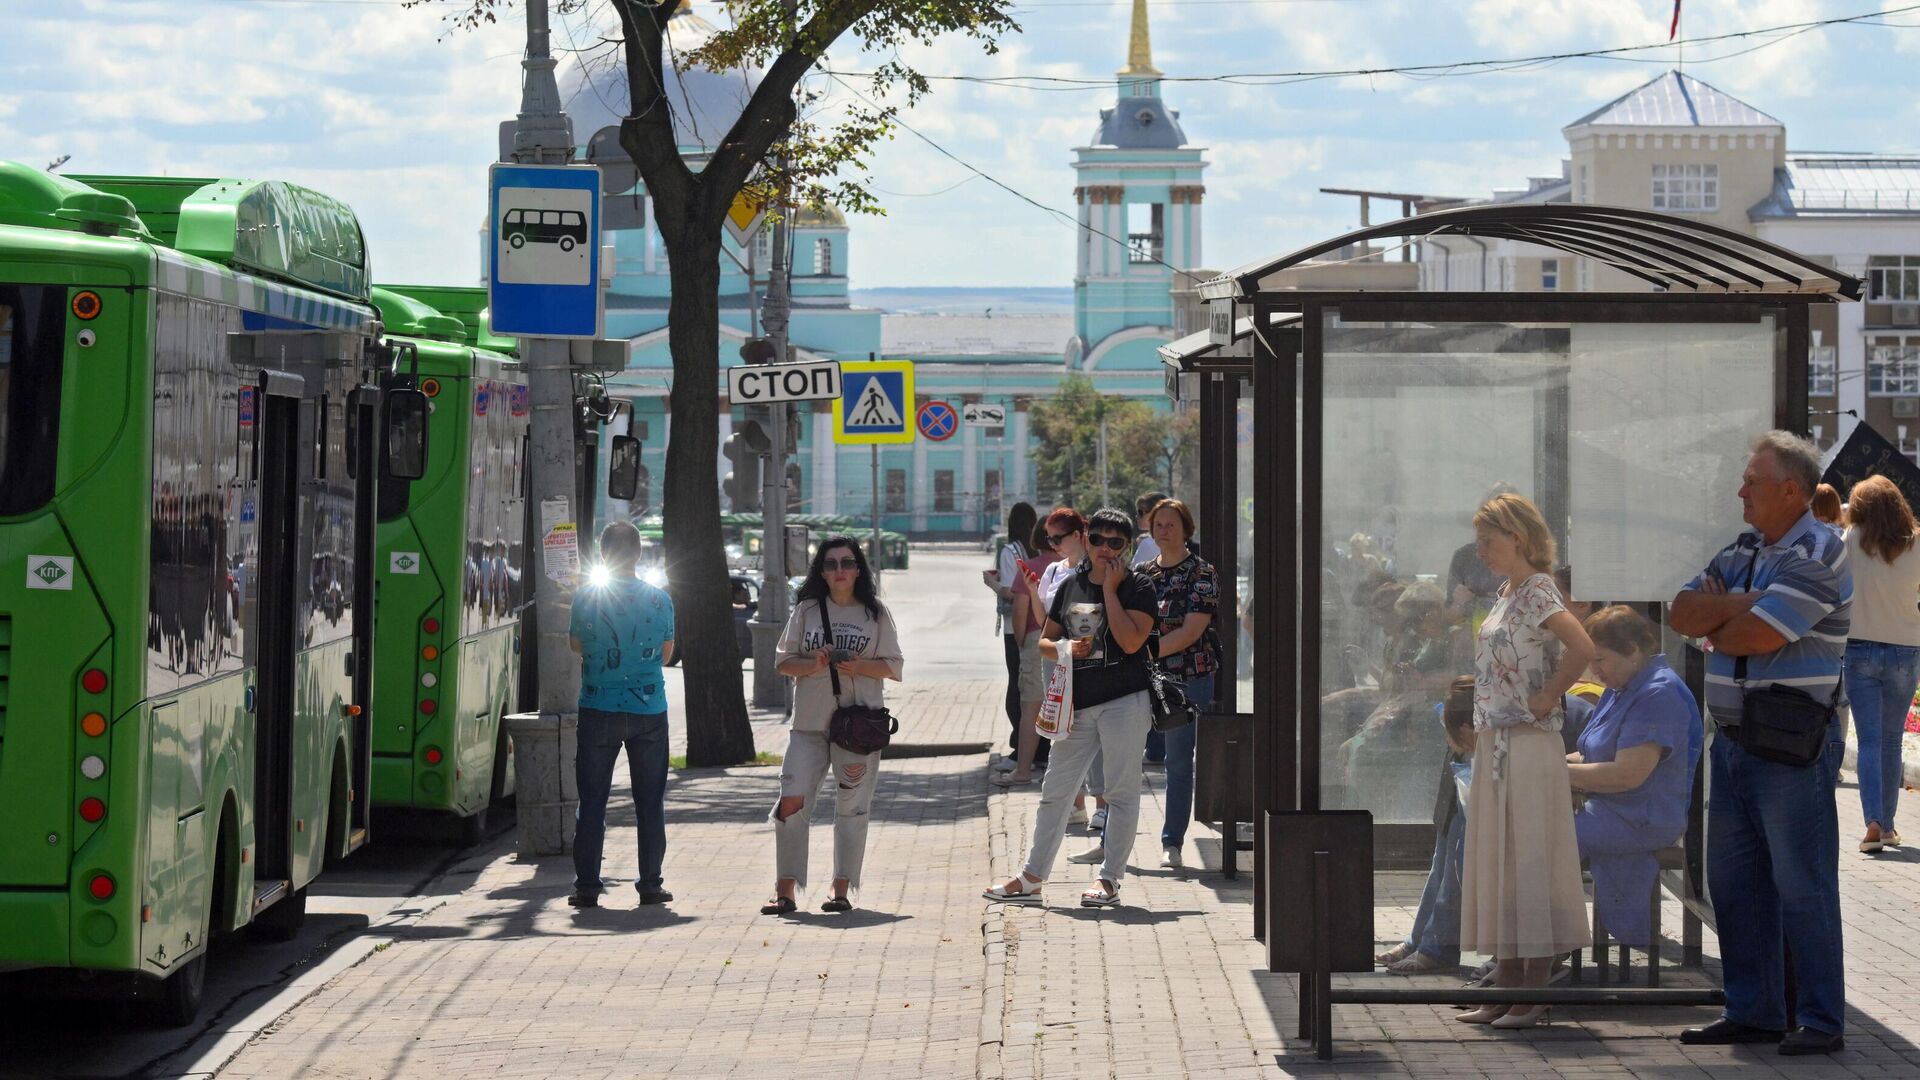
985, 508, 1157, 909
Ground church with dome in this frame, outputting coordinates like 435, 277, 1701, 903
564, 1, 1202, 536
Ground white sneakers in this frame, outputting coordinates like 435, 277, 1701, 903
1067, 843, 1107, 864
1160, 846, 1183, 869
1088, 808, 1109, 833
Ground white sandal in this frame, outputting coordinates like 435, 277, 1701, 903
1080, 880, 1121, 908
984, 876, 1043, 903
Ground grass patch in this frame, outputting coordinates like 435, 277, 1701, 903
670, 751, 782, 769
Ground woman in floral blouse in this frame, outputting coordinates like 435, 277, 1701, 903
1456, 493, 1595, 1029
1142, 498, 1221, 871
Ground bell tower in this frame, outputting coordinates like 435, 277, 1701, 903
1070, 0, 1208, 370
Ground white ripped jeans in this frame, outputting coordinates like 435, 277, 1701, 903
773, 730, 881, 891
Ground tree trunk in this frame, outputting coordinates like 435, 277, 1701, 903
662, 231, 757, 767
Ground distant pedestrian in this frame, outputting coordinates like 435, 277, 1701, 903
1131, 490, 1166, 568
1141, 498, 1220, 870
567, 521, 676, 910
986, 508, 1158, 909
1841, 474, 1920, 853
1671, 431, 1851, 1056
987, 503, 1039, 758
994, 520, 1062, 786
765, 538, 904, 916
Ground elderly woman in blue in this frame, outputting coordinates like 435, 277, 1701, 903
1567, 605, 1703, 947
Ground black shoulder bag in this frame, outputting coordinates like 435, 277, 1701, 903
1136, 606, 1199, 733
819, 596, 899, 756
1730, 548, 1839, 767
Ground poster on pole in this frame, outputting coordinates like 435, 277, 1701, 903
540, 496, 578, 584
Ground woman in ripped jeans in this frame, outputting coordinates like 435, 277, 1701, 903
763, 537, 904, 915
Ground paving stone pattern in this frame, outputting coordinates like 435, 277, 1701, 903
215, 675, 1920, 1079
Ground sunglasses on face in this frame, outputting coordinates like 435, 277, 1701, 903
823, 557, 859, 571
1088, 534, 1129, 551
1046, 532, 1075, 546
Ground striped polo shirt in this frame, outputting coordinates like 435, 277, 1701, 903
1687, 510, 1852, 724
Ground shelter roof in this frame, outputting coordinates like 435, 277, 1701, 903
1158, 311, 1303, 367
1202, 202, 1860, 301
1565, 70, 1781, 131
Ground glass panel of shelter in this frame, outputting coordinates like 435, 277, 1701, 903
1307, 307, 1779, 962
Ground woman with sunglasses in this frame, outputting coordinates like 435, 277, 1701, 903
764, 537, 904, 915
986, 508, 1158, 908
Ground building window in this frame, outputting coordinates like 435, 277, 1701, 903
1541, 259, 1559, 291
752, 229, 771, 267
1868, 255, 1920, 301
1809, 346, 1836, 397
1867, 336, 1920, 396
885, 469, 906, 513
815, 237, 834, 276
1650, 164, 1718, 212
933, 470, 955, 513
1576, 164, 1589, 204
983, 469, 1002, 517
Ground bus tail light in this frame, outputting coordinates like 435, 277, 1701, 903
89, 874, 114, 901
81, 669, 108, 695
423, 617, 440, 635
422, 645, 439, 661
423, 746, 443, 766
78, 798, 105, 823
80, 712, 106, 737
420, 699, 436, 716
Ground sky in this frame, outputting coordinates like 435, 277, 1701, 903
6, 0, 1920, 290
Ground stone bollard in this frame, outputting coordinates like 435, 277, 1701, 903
505, 711, 578, 857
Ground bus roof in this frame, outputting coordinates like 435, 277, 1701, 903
75, 173, 371, 303
371, 287, 468, 343
381, 283, 519, 355
0, 162, 152, 241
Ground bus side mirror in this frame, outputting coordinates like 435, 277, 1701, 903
608, 434, 641, 501
384, 389, 429, 481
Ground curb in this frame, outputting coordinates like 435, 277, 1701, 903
175, 835, 509, 1079
977, 758, 1009, 1080
890, 741, 993, 759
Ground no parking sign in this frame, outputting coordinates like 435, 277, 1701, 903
917, 400, 957, 442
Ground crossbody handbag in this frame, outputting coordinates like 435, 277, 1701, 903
1139, 633, 1199, 733
819, 596, 899, 755
1729, 548, 1839, 767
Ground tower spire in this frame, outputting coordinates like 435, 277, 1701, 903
1121, 0, 1160, 77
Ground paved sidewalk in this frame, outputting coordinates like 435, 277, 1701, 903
982, 733, 1920, 1078
211, 674, 1920, 1079
217, 679, 1004, 1080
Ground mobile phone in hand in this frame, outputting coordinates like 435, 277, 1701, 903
830, 648, 855, 664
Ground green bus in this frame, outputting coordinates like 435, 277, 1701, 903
0, 164, 421, 1023
366, 285, 526, 842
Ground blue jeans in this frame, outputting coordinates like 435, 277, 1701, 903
1843, 640, 1918, 830
1408, 799, 1466, 963
1707, 734, 1845, 1035
1160, 674, 1214, 848
573, 707, 670, 893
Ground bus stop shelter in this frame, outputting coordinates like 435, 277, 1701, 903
1169, 203, 1860, 1056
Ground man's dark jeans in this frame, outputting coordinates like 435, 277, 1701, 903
574, 707, 669, 894
1707, 733, 1846, 1035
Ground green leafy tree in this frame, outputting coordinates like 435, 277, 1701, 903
420, 0, 1018, 765
1031, 375, 1186, 514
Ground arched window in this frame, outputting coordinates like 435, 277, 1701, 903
815, 237, 834, 276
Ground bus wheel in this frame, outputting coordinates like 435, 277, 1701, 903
147, 951, 207, 1028
251, 887, 307, 942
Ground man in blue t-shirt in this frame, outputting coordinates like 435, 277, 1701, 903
567, 521, 676, 909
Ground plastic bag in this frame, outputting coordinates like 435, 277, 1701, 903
1037, 659, 1074, 740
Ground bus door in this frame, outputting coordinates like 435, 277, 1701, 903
250, 372, 303, 914
344, 384, 379, 851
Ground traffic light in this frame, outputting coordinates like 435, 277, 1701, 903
721, 424, 760, 511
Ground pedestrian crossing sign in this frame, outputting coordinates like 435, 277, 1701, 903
833, 361, 916, 445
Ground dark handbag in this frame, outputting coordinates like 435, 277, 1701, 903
1142, 652, 1199, 733
1729, 549, 1837, 767
820, 597, 898, 755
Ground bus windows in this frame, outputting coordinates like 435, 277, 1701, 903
0, 287, 65, 515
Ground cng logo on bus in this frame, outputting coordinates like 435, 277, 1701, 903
390, 552, 423, 575
26, 555, 75, 591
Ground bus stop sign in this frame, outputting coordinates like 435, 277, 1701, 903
488, 163, 603, 339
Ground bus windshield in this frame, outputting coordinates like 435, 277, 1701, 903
0, 286, 64, 515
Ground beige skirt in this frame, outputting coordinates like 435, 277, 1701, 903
1460, 725, 1589, 960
